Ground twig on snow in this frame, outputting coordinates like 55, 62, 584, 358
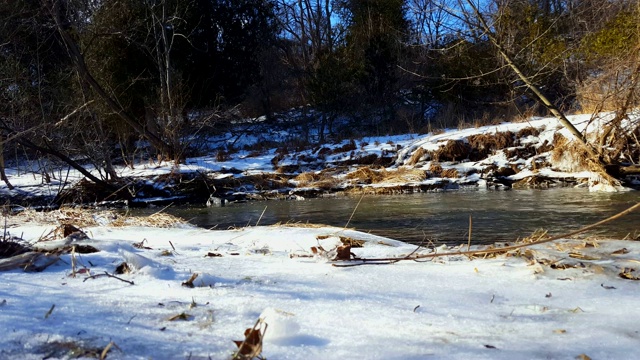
83, 271, 135, 285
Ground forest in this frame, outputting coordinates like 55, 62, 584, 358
1, 0, 639, 192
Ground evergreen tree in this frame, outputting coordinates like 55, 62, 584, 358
337, 0, 409, 113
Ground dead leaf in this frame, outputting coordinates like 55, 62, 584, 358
205, 252, 223, 257
568, 252, 600, 261
289, 253, 313, 258
182, 273, 199, 288
160, 249, 173, 256
600, 283, 616, 290
133, 239, 152, 250
612, 248, 629, 255
619, 268, 640, 280
576, 354, 591, 360
484, 344, 497, 349
233, 321, 266, 360
61, 224, 88, 239
553, 329, 566, 334
333, 245, 353, 261
115, 262, 131, 275
168, 312, 193, 321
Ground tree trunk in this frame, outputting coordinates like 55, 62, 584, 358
0, 135, 14, 190
13, 135, 112, 189
463, 0, 618, 185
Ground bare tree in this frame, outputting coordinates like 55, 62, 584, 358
144, 0, 192, 162
408, 0, 455, 48
48, 0, 177, 161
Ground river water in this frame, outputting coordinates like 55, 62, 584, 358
148, 188, 640, 245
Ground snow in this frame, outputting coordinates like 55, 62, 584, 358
2, 112, 640, 358
2, 217, 640, 359
2, 112, 639, 203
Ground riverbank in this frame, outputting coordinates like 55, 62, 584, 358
2, 112, 639, 208
1, 209, 640, 359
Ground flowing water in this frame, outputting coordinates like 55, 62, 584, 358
145, 188, 640, 245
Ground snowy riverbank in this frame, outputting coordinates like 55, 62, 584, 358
1, 210, 640, 359
2, 112, 640, 207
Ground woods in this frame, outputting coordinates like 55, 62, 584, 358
1, 0, 639, 188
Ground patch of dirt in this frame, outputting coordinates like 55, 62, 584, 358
504, 145, 537, 159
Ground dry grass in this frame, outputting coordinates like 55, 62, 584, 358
8, 208, 186, 228
377, 167, 427, 183
441, 168, 459, 178
407, 147, 427, 166
10, 208, 101, 227
468, 131, 514, 157
293, 171, 339, 189
428, 162, 443, 176
575, 70, 635, 113
550, 133, 591, 171
345, 167, 386, 184
294, 171, 324, 185
433, 140, 470, 162
110, 212, 185, 228
516, 126, 541, 139
271, 222, 332, 228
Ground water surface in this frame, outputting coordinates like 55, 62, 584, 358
150, 188, 640, 245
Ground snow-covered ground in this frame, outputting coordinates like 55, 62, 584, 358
2, 112, 639, 206
2, 112, 639, 358
1, 211, 640, 359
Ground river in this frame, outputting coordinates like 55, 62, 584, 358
143, 188, 640, 245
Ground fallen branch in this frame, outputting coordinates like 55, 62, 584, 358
333, 201, 640, 267
83, 271, 135, 285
